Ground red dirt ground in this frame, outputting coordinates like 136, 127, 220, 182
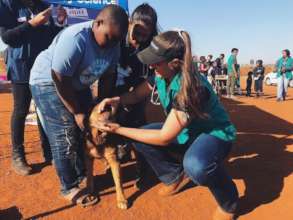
0, 77, 293, 220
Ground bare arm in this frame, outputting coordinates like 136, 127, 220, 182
52, 70, 81, 114
103, 109, 190, 146
52, 70, 85, 130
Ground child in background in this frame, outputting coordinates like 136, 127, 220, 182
209, 60, 222, 93
246, 71, 253, 96
253, 59, 265, 97
199, 56, 209, 78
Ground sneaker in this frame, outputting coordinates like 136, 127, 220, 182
11, 157, 32, 176
276, 98, 283, 102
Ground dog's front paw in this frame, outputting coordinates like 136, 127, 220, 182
117, 199, 128, 210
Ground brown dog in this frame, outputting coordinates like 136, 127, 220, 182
84, 104, 128, 210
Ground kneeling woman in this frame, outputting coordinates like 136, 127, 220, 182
98, 31, 239, 220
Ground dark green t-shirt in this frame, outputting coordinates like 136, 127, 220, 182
227, 55, 237, 74
154, 73, 237, 144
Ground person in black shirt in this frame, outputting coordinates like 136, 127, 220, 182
114, 3, 158, 188
253, 59, 265, 97
0, 0, 67, 175
246, 71, 253, 96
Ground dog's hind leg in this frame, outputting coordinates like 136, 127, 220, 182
105, 153, 128, 210
86, 157, 95, 194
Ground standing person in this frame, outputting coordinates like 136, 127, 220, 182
246, 71, 253, 97
219, 53, 227, 75
0, 0, 67, 175
207, 54, 213, 66
235, 64, 241, 95
219, 54, 225, 66
98, 30, 239, 220
210, 60, 222, 78
209, 60, 221, 92
275, 49, 293, 102
253, 59, 265, 97
199, 56, 209, 78
226, 48, 239, 99
30, 5, 128, 206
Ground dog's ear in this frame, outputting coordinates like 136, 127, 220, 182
94, 128, 107, 146
101, 104, 112, 113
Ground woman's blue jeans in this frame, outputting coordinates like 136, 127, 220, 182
134, 123, 239, 213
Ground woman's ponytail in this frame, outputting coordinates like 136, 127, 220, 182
176, 31, 208, 119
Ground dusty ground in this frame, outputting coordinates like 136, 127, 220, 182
0, 75, 293, 220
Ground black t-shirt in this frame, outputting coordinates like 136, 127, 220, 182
118, 41, 154, 92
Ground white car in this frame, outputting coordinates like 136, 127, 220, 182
264, 72, 293, 87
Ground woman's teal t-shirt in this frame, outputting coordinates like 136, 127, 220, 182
276, 57, 293, 80
155, 73, 236, 144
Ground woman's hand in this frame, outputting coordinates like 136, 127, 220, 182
74, 113, 85, 131
97, 122, 121, 133
98, 97, 121, 114
29, 7, 52, 27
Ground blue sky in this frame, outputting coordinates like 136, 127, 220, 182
129, 0, 293, 64
1, 0, 292, 64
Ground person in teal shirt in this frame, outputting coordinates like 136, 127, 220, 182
275, 49, 293, 101
226, 48, 239, 99
97, 30, 238, 220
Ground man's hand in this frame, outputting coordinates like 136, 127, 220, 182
56, 5, 67, 25
97, 97, 121, 114
74, 113, 86, 131
28, 7, 52, 27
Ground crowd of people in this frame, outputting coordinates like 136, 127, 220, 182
194, 48, 292, 101
196, 49, 245, 99
0, 1, 292, 220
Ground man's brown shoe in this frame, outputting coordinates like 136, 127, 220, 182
213, 207, 234, 220
158, 174, 190, 196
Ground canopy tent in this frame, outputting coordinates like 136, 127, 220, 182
45, 0, 128, 25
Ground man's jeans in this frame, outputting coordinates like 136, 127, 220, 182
31, 83, 87, 194
134, 123, 239, 213
277, 75, 290, 100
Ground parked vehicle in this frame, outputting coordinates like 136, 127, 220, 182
264, 72, 293, 87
